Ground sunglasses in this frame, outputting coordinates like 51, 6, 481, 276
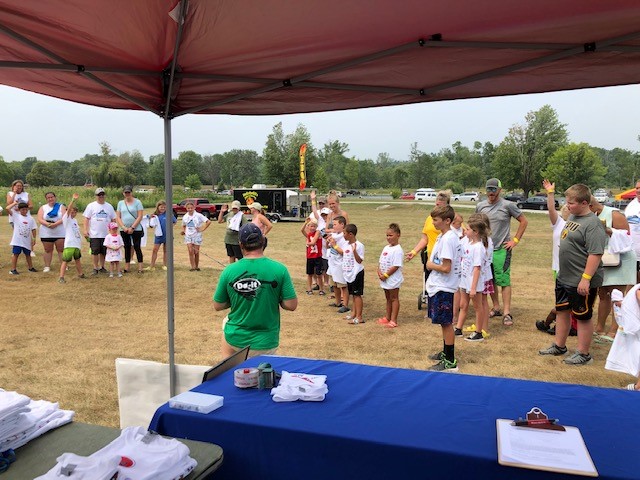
97, 193, 106, 196
486, 187, 498, 193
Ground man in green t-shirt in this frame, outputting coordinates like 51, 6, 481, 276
214, 223, 298, 357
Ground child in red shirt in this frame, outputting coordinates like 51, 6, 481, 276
303, 218, 324, 295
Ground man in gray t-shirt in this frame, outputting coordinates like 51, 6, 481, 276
475, 178, 528, 326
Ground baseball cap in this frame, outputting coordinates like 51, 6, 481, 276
249, 202, 262, 211
231, 200, 241, 209
611, 289, 624, 302
123, 185, 133, 193
486, 178, 502, 189
239, 223, 263, 246
320, 207, 331, 215
108, 222, 118, 230
95, 187, 105, 195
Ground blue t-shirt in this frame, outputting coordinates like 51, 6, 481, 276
117, 198, 144, 231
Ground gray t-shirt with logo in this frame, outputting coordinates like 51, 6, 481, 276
475, 198, 522, 249
557, 213, 607, 287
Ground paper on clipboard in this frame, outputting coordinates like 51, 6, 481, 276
496, 419, 598, 477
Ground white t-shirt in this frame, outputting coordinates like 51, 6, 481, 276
481, 238, 494, 284
551, 217, 567, 272
327, 232, 345, 281
426, 230, 461, 296
10, 211, 36, 249
182, 211, 208, 236
459, 240, 484, 293
104, 234, 124, 262
62, 213, 83, 249
39, 203, 66, 239
7, 191, 30, 221
379, 244, 404, 289
342, 240, 365, 283
83, 201, 116, 238
140, 215, 150, 248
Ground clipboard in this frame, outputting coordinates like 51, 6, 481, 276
496, 407, 598, 477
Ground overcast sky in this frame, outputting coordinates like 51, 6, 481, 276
1, 83, 638, 164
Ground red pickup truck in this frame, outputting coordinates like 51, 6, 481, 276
172, 198, 224, 219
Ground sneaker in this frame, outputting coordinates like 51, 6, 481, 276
465, 332, 484, 342
481, 329, 490, 339
429, 358, 458, 372
546, 326, 556, 335
99, 267, 108, 274
109, 273, 114, 278
535, 320, 550, 332
306, 290, 314, 295
58, 277, 66, 284
454, 328, 463, 337
428, 351, 444, 361
30, 251, 36, 257
539, 344, 568, 356
118, 272, 123, 278
161, 266, 167, 271
337, 306, 351, 314
9, 270, 19, 275
563, 352, 593, 365
345, 314, 353, 321
78, 274, 86, 279
463, 324, 477, 333
43, 266, 51, 273
625, 383, 638, 391
28, 267, 37, 272
329, 286, 334, 293
92, 269, 100, 276
312, 284, 320, 291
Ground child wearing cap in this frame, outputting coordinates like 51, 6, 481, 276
59, 193, 84, 283
218, 200, 247, 263
7, 200, 37, 275
104, 221, 124, 277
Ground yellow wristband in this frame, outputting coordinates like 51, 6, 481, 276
383, 273, 389, 279
410, 250, 417, 256
546, 188, 555, 193
512, 237, 519, 244
582, 272, 592, 280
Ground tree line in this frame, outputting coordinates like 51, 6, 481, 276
1, 105, 638, 196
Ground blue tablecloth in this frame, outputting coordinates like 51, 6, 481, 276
150, 356, 640, 480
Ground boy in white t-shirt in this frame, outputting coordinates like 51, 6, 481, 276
342, 224, 365, 324
377, 223, 404, 328
8, 201, 37, 275
426, 205, 461, 371
59, 194, 85, 283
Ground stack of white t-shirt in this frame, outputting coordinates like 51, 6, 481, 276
271, 371, 328, 402
0, 390, 74, 451
36, 426, 197, 480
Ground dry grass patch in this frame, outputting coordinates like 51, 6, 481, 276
0, 201, 633, 427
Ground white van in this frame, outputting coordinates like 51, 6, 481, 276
414, 188, 437, 201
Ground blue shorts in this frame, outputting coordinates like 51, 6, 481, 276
12, 246, 30, 256
428, 291, 454, 325
154, 235, 166, 245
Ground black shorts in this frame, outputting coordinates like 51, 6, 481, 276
306, 257, 323, 275
347, 270, 365, 296
321, 258, 329, 274
555, 280, 598, 321
225, 243, 243, 259
89, 237, 106, 256
41, 237, 64, 243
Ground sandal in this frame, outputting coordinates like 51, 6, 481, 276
318, 291, 326, 296
502, 314, 514, 326
594, 334, 615, 344
306, 290, 314, 295
489, 308, 502, 318
376, 317, 389, 324
347, 318, 365, 325
384, 321, 398, 328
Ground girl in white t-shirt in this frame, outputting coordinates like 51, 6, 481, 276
377, 223, 404, 328
104, 222, 124, 278
181, 202, 211, 271
457, 217, 491, 342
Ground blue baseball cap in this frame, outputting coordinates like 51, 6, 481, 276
239, 223, 263, 246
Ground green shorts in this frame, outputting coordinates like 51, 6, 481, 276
492, 246, 512, 287
62, 247, 82, 262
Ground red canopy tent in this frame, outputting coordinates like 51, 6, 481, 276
2, 0, 640, 392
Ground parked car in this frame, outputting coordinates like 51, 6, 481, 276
414, 188, 437, 201
346, 189, 361, 196
172, 198, 224, 218
453, 191, 479, 202
218, 190, 233, 196
400, 191, 415, 200
504, 192, 526, 203
516, 196, 559, 211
